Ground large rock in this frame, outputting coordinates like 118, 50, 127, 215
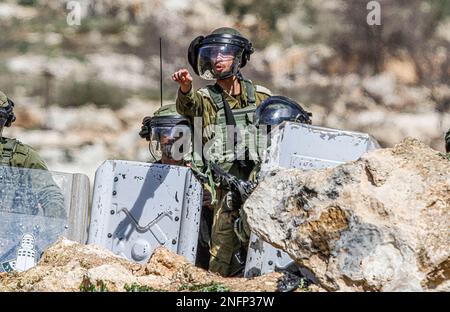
245, 139, 449, 291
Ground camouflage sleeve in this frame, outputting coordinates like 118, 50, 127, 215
22, 147, 48, 170
255, 93, 270, 107
255, 85, 272, 106
175, 86, 205, 117
36, 173, 67, 219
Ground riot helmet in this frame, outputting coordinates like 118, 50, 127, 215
252, 96, 312, 164
254, 96, 312, 131
139, 104, 191, 164
188, 27, 254, 80
0, 91, 16, 136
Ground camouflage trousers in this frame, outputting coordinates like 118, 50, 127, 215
209, 194, 244, 277
208, 163, 253, 277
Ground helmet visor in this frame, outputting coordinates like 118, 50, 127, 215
149, 125, 191, 162
197, 44, 243, 80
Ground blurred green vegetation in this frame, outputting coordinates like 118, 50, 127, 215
1, 0, 450, 109
223, 0, 296, 48
18, 0, 38, 6
56, 79, 128, 110
223, 0, 295, 30
77, 17, 128, 35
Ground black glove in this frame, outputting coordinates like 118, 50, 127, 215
225, 190, 242, 211
225, 180, 257, 211
202, 187, 213, 209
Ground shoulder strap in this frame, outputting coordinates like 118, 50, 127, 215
203, 80, 258, 109
0, 138, 18, 166
205, 85, 225, 111
255, 84, 272, 97
242, 79, 256, 106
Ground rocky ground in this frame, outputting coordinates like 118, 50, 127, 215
0, 238, 319, 292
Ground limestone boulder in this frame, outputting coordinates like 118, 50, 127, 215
244, 138, 450, 291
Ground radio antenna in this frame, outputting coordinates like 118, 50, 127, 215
159, 37, 163, 108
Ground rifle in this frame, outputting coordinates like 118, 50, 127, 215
209, 162, 257, 209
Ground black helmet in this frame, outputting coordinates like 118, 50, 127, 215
254, 96, 312, 129
0, 91, 16, 128
188, 27, 254, 80
139, 104, 191, 162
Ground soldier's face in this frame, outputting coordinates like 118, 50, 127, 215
214, 53, 234, 74
210, 47, 235, 74
160, 136, 184, 165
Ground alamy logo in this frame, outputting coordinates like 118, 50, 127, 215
367, 1, 381, 26
66, 1, 82, 26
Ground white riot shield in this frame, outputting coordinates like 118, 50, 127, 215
244, 122, 380, 278
0, 166, 90, 273
88, 160, 202, 264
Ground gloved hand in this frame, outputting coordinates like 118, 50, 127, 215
202, 187, 213, 209
225, 190, 242, 211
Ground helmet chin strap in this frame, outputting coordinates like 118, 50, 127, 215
216, 71, 235, 80
215, 61, 242, 80
0, 115, 7, 138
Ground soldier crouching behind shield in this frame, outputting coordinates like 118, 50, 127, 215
0, 91, 65, 218
139, 104, 214, 270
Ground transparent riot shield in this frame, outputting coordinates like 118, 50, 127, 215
244, 122, 380, 279
0, 166, 90, 273
88, 160, 202, 264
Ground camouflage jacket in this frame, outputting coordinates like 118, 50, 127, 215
0, 137, 65, 218
176, 79, 271, 140
0, 137, 48, 170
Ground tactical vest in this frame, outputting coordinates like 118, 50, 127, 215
0, 138, 27, 167
198, 79, 258, 168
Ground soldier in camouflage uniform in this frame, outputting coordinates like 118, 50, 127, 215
172, 27, 271, 276
0, 91, 65, 218
139, 104, 214, 270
